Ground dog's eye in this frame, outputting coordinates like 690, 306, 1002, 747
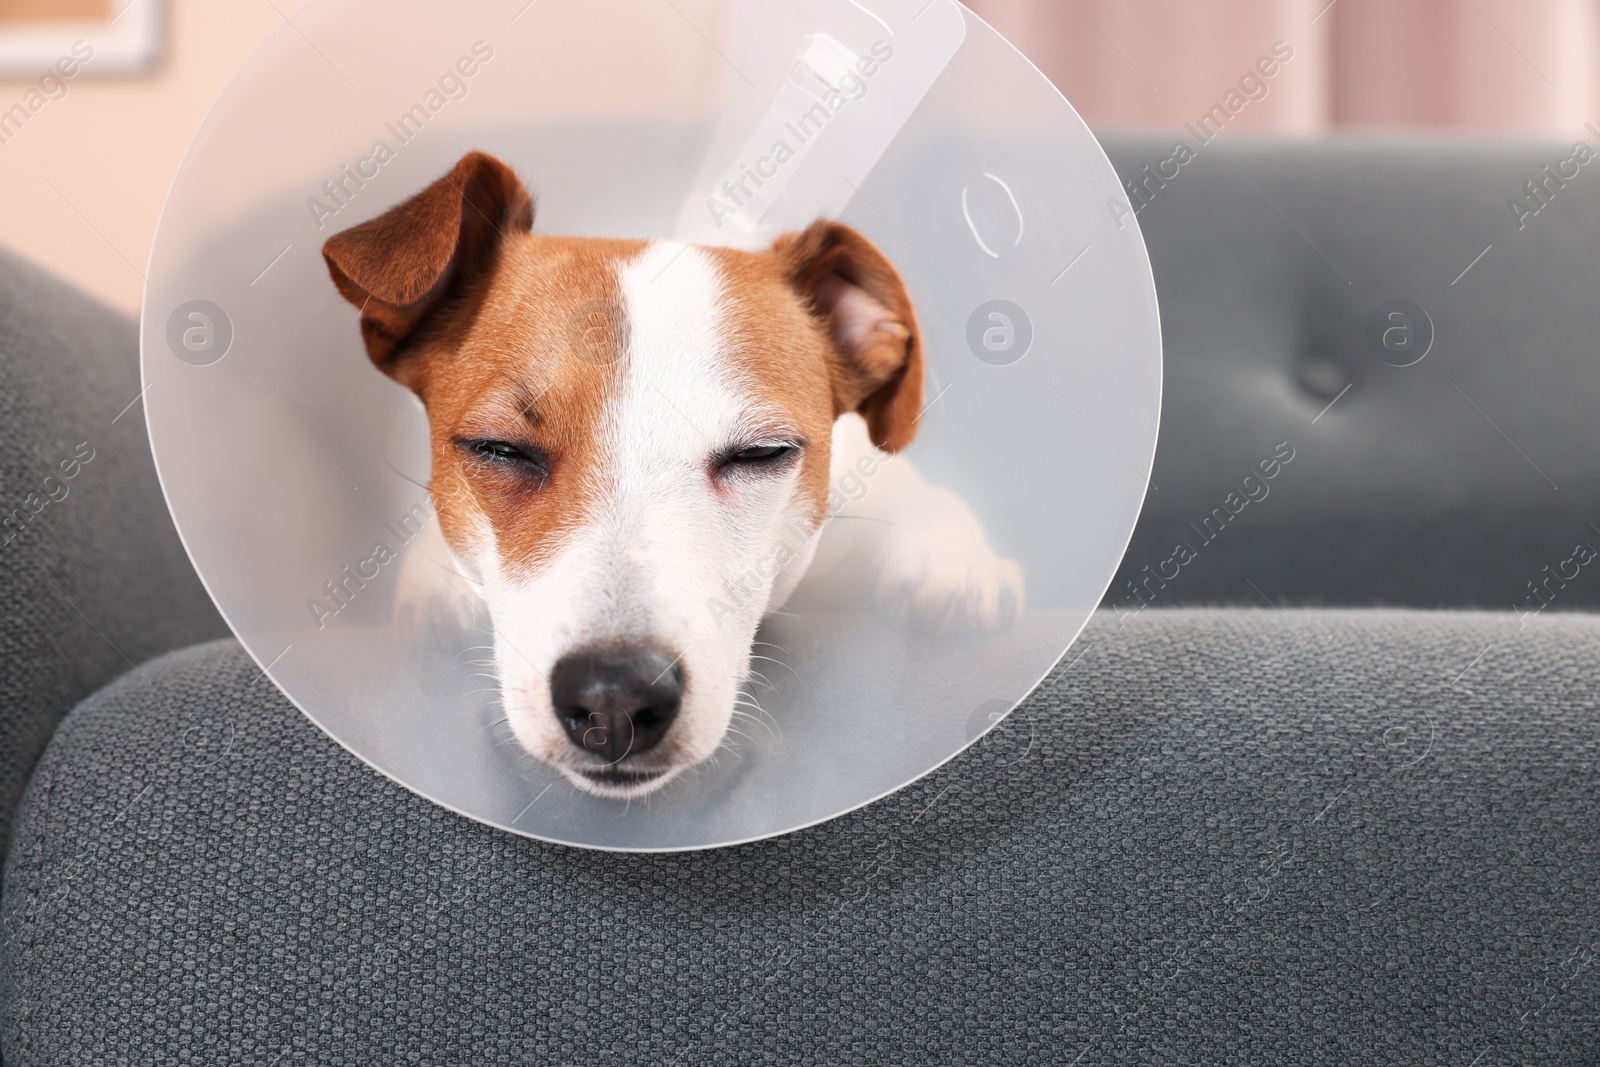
474, 441, 528, 461
461, 439, 547, 474
730, 445, 795, 464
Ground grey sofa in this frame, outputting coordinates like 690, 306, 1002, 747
2, 140, 1597, 1064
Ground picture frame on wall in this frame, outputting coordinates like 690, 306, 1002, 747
0, 0, 163, 77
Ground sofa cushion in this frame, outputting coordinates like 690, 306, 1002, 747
1101, 138, 1600, 612
0, 248, 225, 858
5, 609, 1596, 1064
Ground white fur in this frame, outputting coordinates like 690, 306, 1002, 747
479, 243, 815, 796
824, 415, 1025, 636
395, 243, 1025, 798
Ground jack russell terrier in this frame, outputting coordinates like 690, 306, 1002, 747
323, 151, 1022, 798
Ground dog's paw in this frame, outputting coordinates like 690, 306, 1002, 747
870, 486, 1025, 637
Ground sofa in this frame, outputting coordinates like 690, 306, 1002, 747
2, 139, 1597, 1063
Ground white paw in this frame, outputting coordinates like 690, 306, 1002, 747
871, 487, 1025, 637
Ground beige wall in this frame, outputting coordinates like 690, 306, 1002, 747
0, 0, 278, 314
0, 0, 112, 20
3, 0, 1594, 314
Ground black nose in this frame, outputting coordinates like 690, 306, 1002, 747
550, 645, 684, 762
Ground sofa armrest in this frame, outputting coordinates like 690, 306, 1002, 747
0, 246, 225, 857
5, 610, 1597, 1062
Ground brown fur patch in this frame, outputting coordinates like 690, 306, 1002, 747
323, 151, 534, 370
413, 235, 647, 580
324, 151, 925, 586
770, 220, 925, 453
419, 228, 924, 569
705, 245, 842, 530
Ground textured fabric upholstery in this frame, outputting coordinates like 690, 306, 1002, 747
6, 610, 1597, 1064
0, 249, 226, 858
1100, 138, 1600, 612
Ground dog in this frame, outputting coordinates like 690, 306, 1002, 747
323, 151, 1022, 798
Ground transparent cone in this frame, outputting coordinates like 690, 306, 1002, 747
141, 0, 1162, 850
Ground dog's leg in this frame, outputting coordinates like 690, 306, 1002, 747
393, 513, 487, 645
826, 415, 1024, 636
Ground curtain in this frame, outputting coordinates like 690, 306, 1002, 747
964, 0, 1598, 135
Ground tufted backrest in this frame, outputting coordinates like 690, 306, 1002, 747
1101, 137, 1600, 615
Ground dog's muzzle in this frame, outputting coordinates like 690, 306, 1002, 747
550, 644, 684, 775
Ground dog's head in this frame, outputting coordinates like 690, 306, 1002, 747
324, 151, 923, 797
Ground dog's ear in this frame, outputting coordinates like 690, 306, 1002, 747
322, 151, 533, 376
774, 221, 925, 453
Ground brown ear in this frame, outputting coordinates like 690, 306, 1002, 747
774, 221, 925, 453
322, 151, 533, 375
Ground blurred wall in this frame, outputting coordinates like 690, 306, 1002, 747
2, 0, 1597, 314
0, 0, 279, 314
